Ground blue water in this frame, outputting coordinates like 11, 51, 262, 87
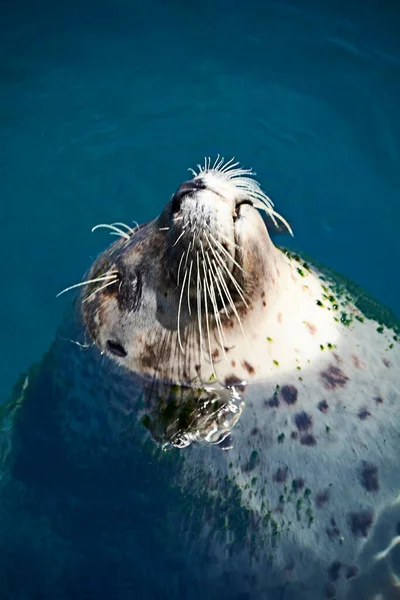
1, 1, 400, 598
2, 0, 400, 401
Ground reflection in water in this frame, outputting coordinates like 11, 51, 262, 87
139, 382, 246, 449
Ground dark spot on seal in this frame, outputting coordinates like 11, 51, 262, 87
304, 322, 317, 335
321, 365, 349, 390
290, 431, 298, 440
231, 360, 236, 367
328, 560, 341, 582
242, 450, 260, 473
316, 490, 330, 508
294, 411, 312, 431
375, 396, 383, 404
345, 565, 358, 580
242, 361, 255, 375
141, 343, 158, 369
261, 291, 265, 298
326, 517, 340, 541
352, 355, 363, 369
318, 400, 329, 413
195, 364, 200, 374
273, 467, 288, 483
300, 434, 317, 447
382, 357, 390, 368
281, 385, 298, 405
212, 349, 219, 360
360, 462, 379, 492
358, 408, 371, 420
284, 558, 295, 573
324, 583, 336, 599
348, 510, 374, 537
291, 478, 304, 492
262, 301, 267, 307
251, 427, 260, 436
266, 396, 280, 408
225, 376, 246, 393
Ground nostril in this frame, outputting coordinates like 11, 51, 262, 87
171, 178, 207, 214
106, 340, 127, 357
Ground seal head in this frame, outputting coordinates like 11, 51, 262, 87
80, 158, 292, 385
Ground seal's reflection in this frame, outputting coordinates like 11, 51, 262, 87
138, 381, 246, 449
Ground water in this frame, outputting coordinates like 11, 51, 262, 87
1, 0, 400, 596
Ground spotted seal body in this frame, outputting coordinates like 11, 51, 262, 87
1, 159, 400, 599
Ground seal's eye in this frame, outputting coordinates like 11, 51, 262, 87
106, 340, 127, 357
233, 199, 253, 221
171, 178, 207, 214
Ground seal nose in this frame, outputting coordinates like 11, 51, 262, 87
171, 178, 207, 214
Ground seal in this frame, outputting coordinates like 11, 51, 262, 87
1, 157, 400, 600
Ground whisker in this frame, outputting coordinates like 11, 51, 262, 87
173, 229, 186, 248
177, 250, 186, 287
204, 258, 227, 358
254, 203, 294, 236
196, 251, 204, 361
200, 242, 214, 369
205, 230, 245, 274
177, 247, 190, 353
213, 259, 247, 341
91, 224, 130, 240
109, 232, 131, 239
205, 250, 229, 319
215, 156, 225, 171
188, 156, 293, 236
184, 238, 192, 270
212, 154, 221, 170
83, 278, 118, 303
112, 222, 138, 234
159, 227, 170, 231
205, 222, 241, 252
206, 238, 247, 310
208, 240, 249, 307
56, 273, 118, 298
220, 157, 238, 172
187, 259, 193, 316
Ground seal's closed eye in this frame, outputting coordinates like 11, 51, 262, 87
106, 340, 127, 357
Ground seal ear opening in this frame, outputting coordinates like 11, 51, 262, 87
106, 340, 127, 357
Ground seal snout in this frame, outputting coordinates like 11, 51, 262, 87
171, 178, 207, 214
